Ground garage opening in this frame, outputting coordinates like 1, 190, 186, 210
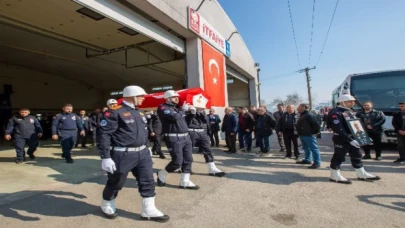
0, 0, 185, 117
226, 66, 249, 108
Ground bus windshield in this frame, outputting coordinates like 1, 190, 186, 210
350, 70, 405, 112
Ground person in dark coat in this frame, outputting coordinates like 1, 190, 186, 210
392, 102, 405, 164
273, 104, 286, 151
222, 107, 238, 153
147, 110, 165, 159
207, 109, 221, 147
276, 104, 300, 160
237, 107, 255, 152
255, 107, 276, 156
356, 101, 386, 160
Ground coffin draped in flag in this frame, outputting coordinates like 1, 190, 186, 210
129, 88, 211, 110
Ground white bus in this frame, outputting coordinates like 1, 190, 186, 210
332, 69, 405, 144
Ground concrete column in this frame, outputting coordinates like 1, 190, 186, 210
185, 37, 204, 88
249, 77, 259, 107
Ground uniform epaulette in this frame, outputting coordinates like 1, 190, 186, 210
110, 105, 122, 110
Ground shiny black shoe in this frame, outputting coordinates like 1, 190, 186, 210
209, 172, 226, 177
28, 153, 35, 160
141, 214, 170, 223
15, 159, 23, 164
362, 154, 372, 160
102, 211, 118, 219
159, 154, 166, 159
308, 164, 321, 169
66, 157, 74, 163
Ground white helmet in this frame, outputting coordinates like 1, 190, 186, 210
164, 90, 179, 99
337, 94, 356, 102
106, 99, 117, 106
123, 86, 147, 97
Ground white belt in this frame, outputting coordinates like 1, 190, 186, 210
188, 129, 205, 132
164, 133, 188, 137
110, 145, 146, 152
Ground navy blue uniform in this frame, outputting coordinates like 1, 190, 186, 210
52, 112, 83, 159
186, 111, 214, 163
98, 103, 154, 200
6, 115, 43, 160
147, 112, 163, 155
76, 115, 92, 147
328, 106, 363, 170
89, 112, 100, 145
157, 103, 193, 173
208, 114, 221, 147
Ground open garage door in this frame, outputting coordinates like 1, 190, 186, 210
226, 66, 249, 107
0, 0, 185, 115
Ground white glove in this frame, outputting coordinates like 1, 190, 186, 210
190, 107, 197, 114
101, 158, 116, 174
182, 102, 189, 111
350, 140, 360, 148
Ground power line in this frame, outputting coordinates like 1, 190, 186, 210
261, 71, 300, 81
315, 0, 340, 67
307, 0, 316, 66
287, 0, 301, 68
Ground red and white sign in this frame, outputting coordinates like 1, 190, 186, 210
188, 7, 230, 57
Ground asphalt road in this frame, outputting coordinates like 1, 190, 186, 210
0, 133, 404, 228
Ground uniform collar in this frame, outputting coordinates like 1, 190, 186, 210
165, 102, 176, 107
337, 106, 351, 111
122, 100, 136, 109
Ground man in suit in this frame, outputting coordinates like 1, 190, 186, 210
221, 107, 238, 153
207, 109, 221, 147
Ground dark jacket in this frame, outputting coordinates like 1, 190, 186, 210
238, 112, 255, 131
276, 112, 298, 133
255, 113, 277, 135
186, 112, 207, 129
222, 113, 238, 133
392, 111, 405, 132
296, 110, 320, 136
273, 111, 284, 133
78, 115, 92, 131
147, 112, 162, 135
6, 115, 43, 138
356, 109, 385, 134
208, 114, 221, 132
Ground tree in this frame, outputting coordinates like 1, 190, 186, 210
270, 92, 304, 107
260, 99, 267, 106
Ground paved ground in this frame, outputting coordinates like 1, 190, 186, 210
0, 133, 404, 228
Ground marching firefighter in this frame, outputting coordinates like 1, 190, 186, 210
52, 104, 84, 163
328, 94, 380, 184
98, 85, 169, 222
5, 108, 43, 163
186, 107, 225, 177
156, 90, 199, 190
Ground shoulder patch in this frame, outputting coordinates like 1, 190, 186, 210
333, 120, 339, 124
100, 120, 107, 126
160, 106, 165, 110
104, 112, 111, 117
110, 105, 122, 110
164, 110, 170, 114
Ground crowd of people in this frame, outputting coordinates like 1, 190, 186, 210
3, 85, 405, 222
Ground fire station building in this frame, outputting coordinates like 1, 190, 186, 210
0, 0, 259, 117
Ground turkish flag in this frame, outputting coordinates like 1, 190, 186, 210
136, 88, 211, 110
202, 41, 226, 106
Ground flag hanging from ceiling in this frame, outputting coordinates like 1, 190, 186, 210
201, 41, 226, 107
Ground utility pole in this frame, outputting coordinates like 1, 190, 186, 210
298, 66, 316, 110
